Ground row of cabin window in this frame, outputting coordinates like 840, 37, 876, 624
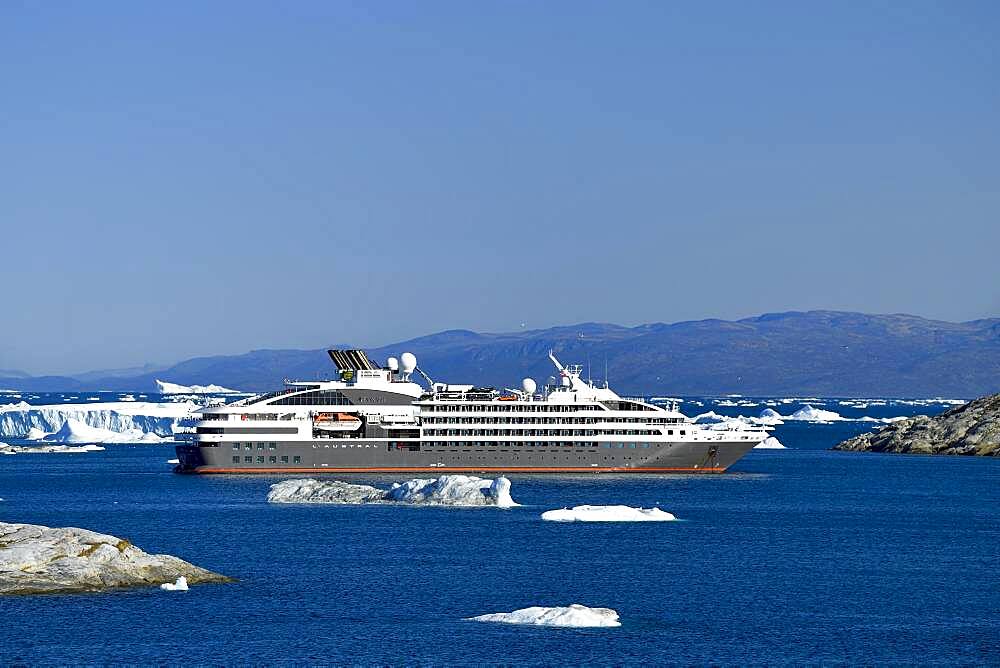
232, 442, 278, 450
423, 441, 652, 448
421, 416, 669, 425
423, 404, 602, 413
232, 455, 302, 464
423, 429, 661, 436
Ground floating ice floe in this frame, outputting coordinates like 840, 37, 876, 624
167, 458, 180, 464
1, 442, 106, 455
754, 436, 786, 449
541, 505, 676, 522
267, 475, 518, 507
155, 380, 241, 394
468, 604, 621, 627
0, 400, 196, 441
160, 576, 189, 592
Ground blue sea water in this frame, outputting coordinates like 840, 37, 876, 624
1, 395, 999, 665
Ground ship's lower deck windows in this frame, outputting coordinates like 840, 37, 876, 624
244, 456, 252, 463
232, 444, 239, 450
293, 456, 301, 464
244, 443, 252, 450
232, 456, 239, 463
256, 456, 265, 463
281, 455, 289, 463
269, 456, 277, 463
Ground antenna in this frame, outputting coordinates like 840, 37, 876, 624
604, 353, 608, 388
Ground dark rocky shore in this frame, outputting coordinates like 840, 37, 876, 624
833, 394, 1000, 456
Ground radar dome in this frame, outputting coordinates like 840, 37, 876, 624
521, 378, 537, 394
400, 352, 417, 374
387, 357, 399, 372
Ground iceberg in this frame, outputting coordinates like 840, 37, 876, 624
0, 400, 196, 441
267, 475, 517, 507
692, 410, 782, 428
468, 604, 621, 628
754, 436, 786, 449
386, 475, 517, 507
540, 505, 676, 522
757, 408, 785, 424
787, 405, 845, 422
155, 380, 241, 394
268, 479, 387, 504
160, 576, 189, 592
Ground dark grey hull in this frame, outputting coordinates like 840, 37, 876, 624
175, 438, 757, 474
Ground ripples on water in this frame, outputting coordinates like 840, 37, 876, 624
0, 397, 998, 664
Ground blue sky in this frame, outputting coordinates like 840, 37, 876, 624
2, 1, 998, 374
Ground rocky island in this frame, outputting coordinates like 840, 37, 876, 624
0, 521, 231, 595
833, 393, 1000, 456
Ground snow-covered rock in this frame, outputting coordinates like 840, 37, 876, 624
540, 505, 676, 522
754, 436, 786, 449
160, 576, 189, 591
468, 604, 621, 627
267, 475, 518, 507
0, 522, 231, 595
156, 380, 240, 394
0, 401, 196, 440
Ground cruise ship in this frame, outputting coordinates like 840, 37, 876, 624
174, 349, 767, 474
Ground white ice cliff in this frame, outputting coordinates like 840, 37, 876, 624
0, 400, 196, 441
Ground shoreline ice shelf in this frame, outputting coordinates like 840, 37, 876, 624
176, 349, 766, 474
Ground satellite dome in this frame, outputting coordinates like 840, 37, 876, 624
400, 352, 417, 374
387, 357, 399, 372
521, 378, 537, 394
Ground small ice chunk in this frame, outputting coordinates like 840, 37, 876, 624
468, 604, 621, 627
167, 458, 180, 464
160, 576, 189, 591
541, 505, 676, 522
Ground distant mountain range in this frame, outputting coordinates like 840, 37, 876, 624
3, 311, 999, 397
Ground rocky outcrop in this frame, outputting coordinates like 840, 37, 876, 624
0, 522, 232, 595
833, 394, 1000, 456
